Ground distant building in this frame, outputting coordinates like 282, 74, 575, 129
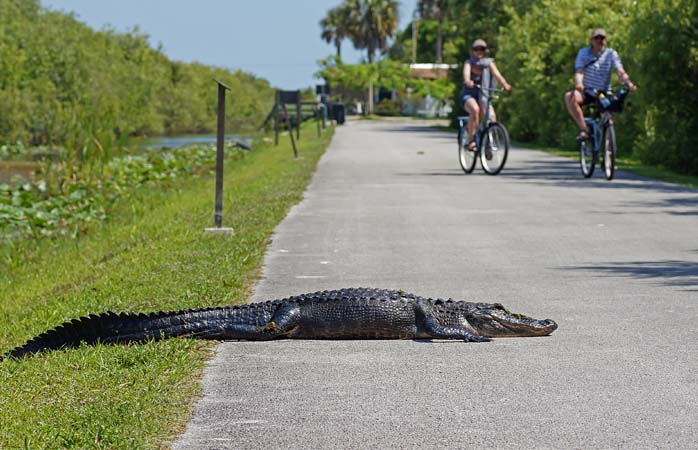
404, 63, 456, 118
409, 63, 454, 80
324, 63, 457, 117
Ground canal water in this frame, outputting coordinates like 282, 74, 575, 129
0, 135, 251, 184
132, 134, 251, 151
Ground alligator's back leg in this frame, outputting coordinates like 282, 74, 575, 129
227, 304, 301, 340
416, 304, 491, 342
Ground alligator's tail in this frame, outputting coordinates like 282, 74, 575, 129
5, 307, 238, 359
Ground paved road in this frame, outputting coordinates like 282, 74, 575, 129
174, 119, 698, 449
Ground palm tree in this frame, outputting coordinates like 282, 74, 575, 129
345, 0, 400, 113
320, 6, 350, 59
417, 0, 448, 64
412, 9, 419, 64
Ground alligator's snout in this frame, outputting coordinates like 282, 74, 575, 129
538, 319, 558, 331
493, 315, 558, 337
524, 318, 558, 335
468, 307, 558, 338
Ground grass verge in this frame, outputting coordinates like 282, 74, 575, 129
0, 123, 334, 448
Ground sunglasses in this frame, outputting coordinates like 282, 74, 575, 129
593, 35, 606, 40
472, 46, 487, 51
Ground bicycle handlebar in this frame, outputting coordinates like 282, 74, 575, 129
582, 85, 630, 113
582, 84, 631, 96
473, 84, 507, 94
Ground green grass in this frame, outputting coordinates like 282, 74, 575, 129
0, 123, 334, 449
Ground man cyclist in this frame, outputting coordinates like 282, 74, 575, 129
564, 28, 637, 141
461, 39, 511, 151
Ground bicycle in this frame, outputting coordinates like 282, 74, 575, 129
457, 85, 509, 175
579, 86, 629, 180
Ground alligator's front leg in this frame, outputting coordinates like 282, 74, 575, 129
420, 316, 492, 342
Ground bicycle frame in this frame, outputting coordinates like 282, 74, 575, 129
583, 112, 611, 155
457, 85, 510, 175
582, 86, 627, 153
458, 86, 501, 150
579, 85, 628, 180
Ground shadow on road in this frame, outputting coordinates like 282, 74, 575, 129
621, 196, 698, 216
379, 124, 453, 135
563, 259, 698, 291
395, 170, 465, 177
379, 124, 455, 143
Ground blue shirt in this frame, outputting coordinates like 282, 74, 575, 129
575, 47, 622, 92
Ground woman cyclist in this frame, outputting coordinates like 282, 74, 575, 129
461, 39, 511, 151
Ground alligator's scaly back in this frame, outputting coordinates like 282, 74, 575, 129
5, 288, 557, 359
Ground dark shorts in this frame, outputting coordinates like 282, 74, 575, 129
569, 88, 598, 106
460, 88, 480, 106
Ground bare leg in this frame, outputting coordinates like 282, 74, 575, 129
564, 90, 587, 131
465, 98, 480, 147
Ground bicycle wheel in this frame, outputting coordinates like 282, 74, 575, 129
579, 128, 595, 178
458, 127, 477, 174
480, 123, 509, 175
603, 125, 616, 180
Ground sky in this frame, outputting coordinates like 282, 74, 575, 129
41, 0, 418, 90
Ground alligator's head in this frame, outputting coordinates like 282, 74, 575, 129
465, 303, 558, 338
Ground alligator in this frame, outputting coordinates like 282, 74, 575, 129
6, 288, 557, 358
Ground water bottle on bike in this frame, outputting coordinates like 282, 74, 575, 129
598, 92, 611, 109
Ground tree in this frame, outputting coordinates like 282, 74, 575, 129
344, 0, 400, 114
0, 0, 275, 150
320, 6, 350, 58
417, 0, 448, 64
623, 0, 698, 173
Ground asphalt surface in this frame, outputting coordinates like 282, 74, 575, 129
174, 119, 698, 449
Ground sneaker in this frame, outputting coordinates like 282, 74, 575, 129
485, 147, 493, 160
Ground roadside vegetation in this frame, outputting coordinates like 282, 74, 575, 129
0, 0, 274, 150
320, 0, 697, 176
0, 0, 279, 246
0, 123, 334, 448
0, 143, 248, 243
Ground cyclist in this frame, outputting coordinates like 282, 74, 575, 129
461, 39, 511, 151
564, 28, 637, 141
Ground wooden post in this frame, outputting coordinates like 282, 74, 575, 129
283, 103, 298, 159
204, 79, 233, 235
274, 91, 280, 146
296, 90, 301, 141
